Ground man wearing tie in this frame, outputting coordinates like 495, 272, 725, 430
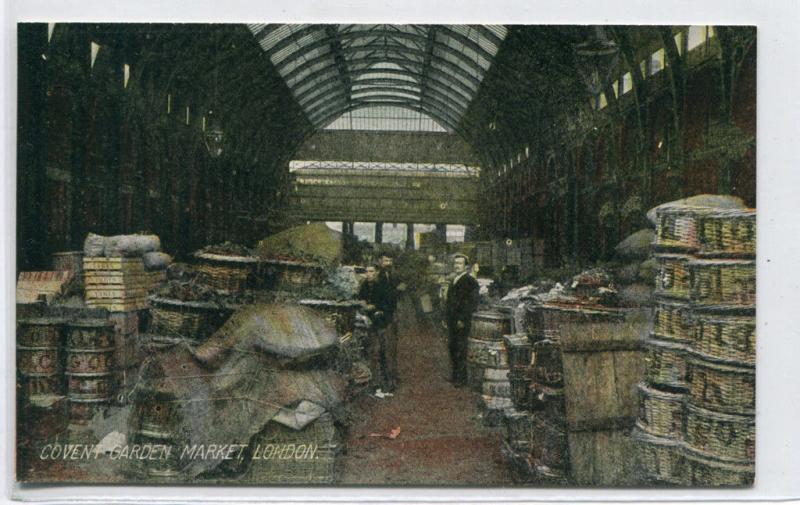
444, 253, 480, 387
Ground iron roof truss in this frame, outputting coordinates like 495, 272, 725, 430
247, 24, 507, 132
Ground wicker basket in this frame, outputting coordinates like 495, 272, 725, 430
509, 368, 532, 410
654, 253, 693, 300
531, 338, 563, 387
684, 403, 755, 463
654, 206, 716, 252
632, 427, 692, 486
148, 296, 231, 343
636, 382, 686, 440
696, 208, 756, 258
529, 412, 569, 474
502, 408, 532, 451
526, 304, 623, 341
684, 446, 755, 486
653, 300, 694, 344
194, 252, 257, 293
687, 355, 755, 415
504, 334, 533, 370
689, 259, 756, 306
644, 336, 689, 391
244, 413, 340, 484
690, 309, 756, 366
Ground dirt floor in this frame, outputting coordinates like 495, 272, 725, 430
337, 299, 515, 486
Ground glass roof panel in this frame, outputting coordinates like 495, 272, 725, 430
247, 24, 507, 131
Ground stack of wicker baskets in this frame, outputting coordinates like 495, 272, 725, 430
635, 205, 755, 486
466, 309, 514, 426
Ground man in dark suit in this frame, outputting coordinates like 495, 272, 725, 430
358, 264, 394, 393
445, 253, 480, 386
377, 253, 405, 392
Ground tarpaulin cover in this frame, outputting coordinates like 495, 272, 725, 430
194, 303, 339, 364
132, 333, 345, 477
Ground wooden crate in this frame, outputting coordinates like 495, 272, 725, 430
567, 429, 642, 486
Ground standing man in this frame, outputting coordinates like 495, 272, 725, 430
377, 253, 405, 392
358, 264, 391, 393
445, 253, 480, 387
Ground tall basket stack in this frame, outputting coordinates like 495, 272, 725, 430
634, 206, 756, 486
466, 309, 514, 425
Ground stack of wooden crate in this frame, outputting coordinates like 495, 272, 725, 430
634, 206, 755, 486
84, 257, 165, 312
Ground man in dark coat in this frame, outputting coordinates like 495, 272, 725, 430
445, 253, 480, 386
377, 253, 405, 391
358, 264, 395, 392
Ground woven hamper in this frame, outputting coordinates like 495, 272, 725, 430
690, 308, 756, 366
654, 253, 693, 300
632, 427, 692, 486
654, 206, 716, 252
653, 300, 694, 344
684, 403, 755, 463
643, 336, 689, 391
696, 208, 756, 258
687, 355, 755, 415
684, 446, 755, 486
636, 382, 685, 440
689, 259, 756, 306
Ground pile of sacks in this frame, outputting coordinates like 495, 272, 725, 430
84, 233, 172, 271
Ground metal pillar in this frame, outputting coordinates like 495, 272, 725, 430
464, 224, 477, 242
435, 223, 447, 242
405, 223, 415, 250
374, 222, 383, 244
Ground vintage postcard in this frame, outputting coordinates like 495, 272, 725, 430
15, 23, 756, 486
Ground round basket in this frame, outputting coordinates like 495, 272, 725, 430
690, 310, 755, 366
654, 253, 693, 300
148, 296, 231, 343
696, 208, 756, 258
687, 355, 755, 415
683, 445, 755, 486
631, 427, 692, 486
689, 258, 755, 306
636, 382, 686, 440
653, 299, 694, 344
684, 402, 755, 463
508, 368, 532, 410
654, 206, 715, 252
504, 334, 533, 370
644, 336, 689, 391
193, 252, 258, 293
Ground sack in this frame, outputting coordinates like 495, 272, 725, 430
105, 234, 161, 257
143, 251, 172, 271
83, 233, 107, 257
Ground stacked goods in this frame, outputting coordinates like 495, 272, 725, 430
505, 334, 533, 410
84, 257, 164, 311
17, 317, 66, 404
108, 310, 141, 404
465, 310, 513, 392
634, 203, 756, 486
64, 319, 116, 427
16, 271, 74, 304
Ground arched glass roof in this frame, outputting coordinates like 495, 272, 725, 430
247, 24, 508, 133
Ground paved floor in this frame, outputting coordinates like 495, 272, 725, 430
338, 300, 514, 486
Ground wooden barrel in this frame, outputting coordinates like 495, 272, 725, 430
684, 403, 754, 463
482, 367, 511, 397
684, 446, 755, 486
643, 336, 689, 391
652, 299, 693, 344
696, 208, 756, 258
654, 253, 693, 300
470, 310, 513, 341
466, 338, 508, 368
690, 309, 755, 366
632, 427, 692, 485
65, 319, 116, 425
688, 259, 755, 306
687, 356, 755, 415
636, 382, 685, 440
17, 317, 66, 398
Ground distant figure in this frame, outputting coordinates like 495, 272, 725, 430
358, 264, 394, 393
444, 253, 480, 386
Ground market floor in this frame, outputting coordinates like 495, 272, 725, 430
338, 299, 515, 486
